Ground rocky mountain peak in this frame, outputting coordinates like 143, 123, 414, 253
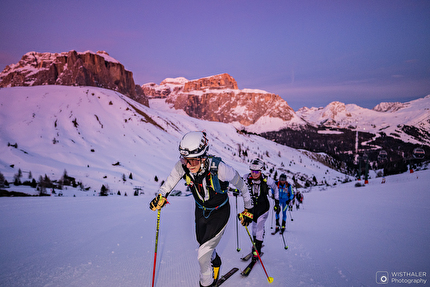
143, 73, 305, 132
183, 73, 238, 92
372, 102, 408, 112
0, 50, 148, 106
322, 101, 352, 118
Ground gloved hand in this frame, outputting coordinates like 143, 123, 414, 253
149, 194, 168, 211
238, 209, 253, 226
232, 189, 239, 197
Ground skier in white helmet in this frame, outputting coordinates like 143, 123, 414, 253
243, 158, 278, 261
150, 131, 253, 287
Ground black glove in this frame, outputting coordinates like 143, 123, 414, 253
238, 209, 253, 226
232, 189, 239, 197
149, 194, 168, 211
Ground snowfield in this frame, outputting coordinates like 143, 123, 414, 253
1, 170, 429, 287
1, 85, 428, 286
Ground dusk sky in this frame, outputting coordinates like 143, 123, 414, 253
1, 0, 429, 110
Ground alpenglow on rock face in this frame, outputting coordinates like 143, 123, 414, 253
142, 73, 303, 131
0, 50, 148, 106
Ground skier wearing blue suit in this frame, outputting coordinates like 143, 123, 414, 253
274, 173, 294, 233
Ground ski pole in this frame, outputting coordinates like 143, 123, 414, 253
152, 209, 161, 287
244, 226, 274, 283
270, 203, 274, 229
288, 209, 294, 221
281, 231, 288, 250
235, 191, 240, 252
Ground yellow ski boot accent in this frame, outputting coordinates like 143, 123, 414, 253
213, 266, 220, 280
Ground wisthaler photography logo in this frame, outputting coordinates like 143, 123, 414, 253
376, 271, 389, 284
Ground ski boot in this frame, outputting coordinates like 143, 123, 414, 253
252, 239, 263, 262
212, 253, 222, 282
280, 220, 286, 234
199, 255, 221, 287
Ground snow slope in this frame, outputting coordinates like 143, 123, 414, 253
0, 86, 345, 195
0, 170, 428, 286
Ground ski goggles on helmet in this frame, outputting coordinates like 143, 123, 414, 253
251, 170, 261, 174
179, 145, 207, 157
180, 157, 201, 166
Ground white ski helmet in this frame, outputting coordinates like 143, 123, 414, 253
179, 131, 209, 158
249, 158, 264, 171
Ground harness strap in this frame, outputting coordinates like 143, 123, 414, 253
195, 197, 228, 219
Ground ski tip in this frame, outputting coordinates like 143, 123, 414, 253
268, 277, 274, 283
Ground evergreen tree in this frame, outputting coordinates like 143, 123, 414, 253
61, 169, 68, 186
0, 172, 5, 187
14, 169, 22, 185
31, 178, 37, 188
44, 174, 52, 188
100, 184, 108, 196
38, 175, 47, 195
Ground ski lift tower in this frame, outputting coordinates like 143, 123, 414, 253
354, 123, 359, 165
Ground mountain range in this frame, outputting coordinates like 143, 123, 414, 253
1, 50, 428, 184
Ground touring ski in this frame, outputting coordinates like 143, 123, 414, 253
240, 252, 265, 277
240, 260, 257, 277
216, 267, 239, 286
240, 252, 253, 261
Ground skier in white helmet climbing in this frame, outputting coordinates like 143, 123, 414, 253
150, 131, 253, 287
243, 158, 278, 261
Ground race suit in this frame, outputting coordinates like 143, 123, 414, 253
158, 157, 252, 286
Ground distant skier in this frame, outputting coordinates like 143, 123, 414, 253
243, 158, 278, 261
275, 174, 294, 233
149, 131, 253, 287
295, 190, 303, 209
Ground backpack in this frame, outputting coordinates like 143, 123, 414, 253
208, 156, 229, 194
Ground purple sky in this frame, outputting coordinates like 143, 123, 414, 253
1, 0, 429, 110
